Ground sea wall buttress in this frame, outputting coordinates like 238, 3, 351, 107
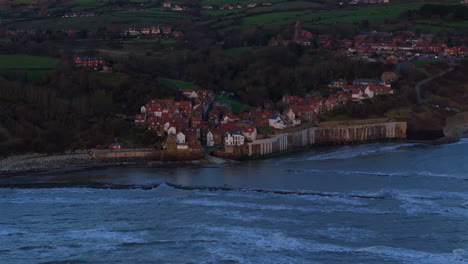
246, 121, 407, 157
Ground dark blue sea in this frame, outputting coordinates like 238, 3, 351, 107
1, 139, 468, 263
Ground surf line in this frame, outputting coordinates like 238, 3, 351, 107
0, 182, 385, 200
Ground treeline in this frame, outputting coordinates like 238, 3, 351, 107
0, 62, 178, 155
419, 4, 468, 21
141, 44, 389, 106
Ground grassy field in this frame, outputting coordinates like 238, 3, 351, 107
413, 59, 439, 68
91, 72, 129, 86
202, 1, 321, 16
215, 96, 251, 114
157, 77, 201, 90
0, 54, 60, 68
412, 19, 468, 32
4, 4, 183, 30
0, 69, 50, 81
200, 0, 284, 6
201, 1, 463, 34
0, 54, 60, 80
243, 2, 439, 25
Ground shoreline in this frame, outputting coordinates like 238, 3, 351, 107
0, 157, 216, 181
0, 138, 441, 181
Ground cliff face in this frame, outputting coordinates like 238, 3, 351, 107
246, 121, 407, 157
443, 112, 468, 139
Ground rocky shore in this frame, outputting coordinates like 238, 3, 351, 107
0, 120, 464, 179
0, 149, 229, 180
0, 151, 92, 173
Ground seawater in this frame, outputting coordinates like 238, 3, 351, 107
1, 140, 467, 263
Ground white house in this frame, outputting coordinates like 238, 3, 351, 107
153, 107, 163, 117
151, 26, 161, 34
168, 126, 177, 135
206, 131, 214, 147
268, 115, 286, 129
176, 132, 186, 144
364, 86, 375, 98
285, 109, 301, 126
172, 5, 183, 11
221, 115, 238, 124
352, 89, 363, 100
183, 89, 198, 99
242, 127, 257, 141
164, 122, 171, 132
224, 131, 245, 146
140, 105, 147, 114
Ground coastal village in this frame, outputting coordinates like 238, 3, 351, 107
1, 1, 466, 163
269, 22, 468, 64
62, 20, 466, 159
129, 72, 399, 159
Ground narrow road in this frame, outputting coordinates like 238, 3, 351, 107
414, 62, 456, 104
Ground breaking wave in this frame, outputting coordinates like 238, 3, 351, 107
303, 143, 419, 161
286, 168, 468, 180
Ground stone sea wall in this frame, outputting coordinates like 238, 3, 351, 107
90, 148, 203, 161
246, 121, 407, 157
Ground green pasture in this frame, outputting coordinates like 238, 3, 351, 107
92, 72, 129, 86
0, 69, 49, 81
413, 59, 438, 68
0, 54, 60, 80
215, 96, 251, 114
243, 2, 441, 25
0, 55, 60, 69
203, 1, 322, 16
157, 77, 201, 90
9, 14, 179, 30
201, 0, 283, 6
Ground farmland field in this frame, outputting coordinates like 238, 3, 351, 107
243, 2, 441, 25
200, 0, 284, 6
0, 55, 60, 69
157, 78, 201, 90
91, 72, 129, 86
202, 1, 322, 16
0, 55, 60, 80
4, 4, 183, 30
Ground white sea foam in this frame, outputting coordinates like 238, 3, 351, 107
287, 193, 369, 206
180, 198, 388, 214
217, 187, 369, 206
303, 143, 418, 161
0, 195, 169, 205
287, 168, 468, 180
357, 245, 468, 264
314, 226, 380, 242
0, 228, 28, 236
199, 224, 465, 264
204, 225, 348, 253
207, 209, 302, 224
453, 248, 468, 259
65, 228, 147, 244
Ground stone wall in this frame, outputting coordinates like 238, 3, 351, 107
90, 148, 203, 161
246, 121, 407, 157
